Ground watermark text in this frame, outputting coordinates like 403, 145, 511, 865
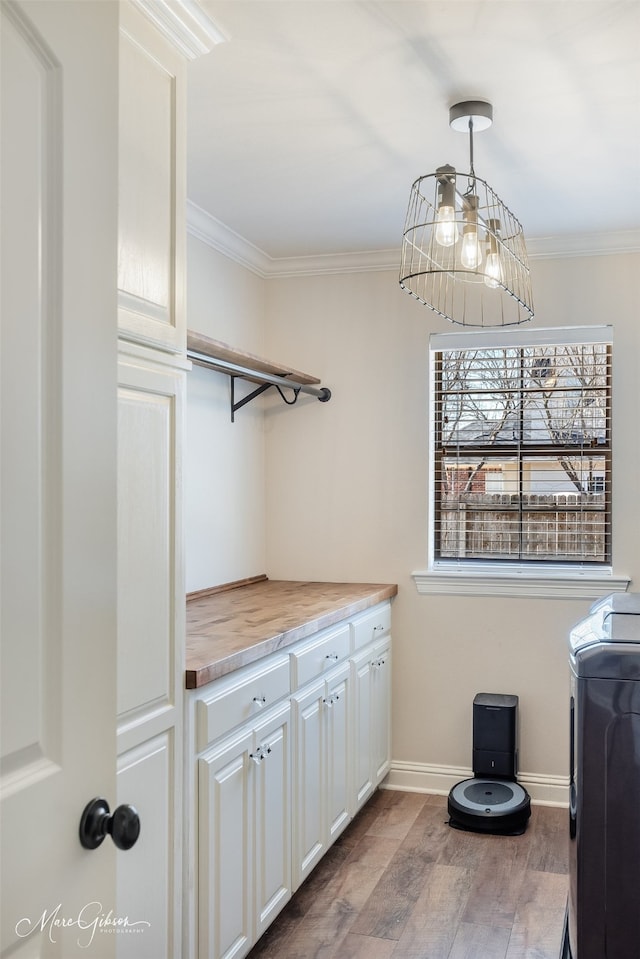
15, 901, 151, 949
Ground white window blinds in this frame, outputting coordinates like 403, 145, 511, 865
430, 327, 613, 566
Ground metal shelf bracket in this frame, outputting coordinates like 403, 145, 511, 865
187, 348, 331, 422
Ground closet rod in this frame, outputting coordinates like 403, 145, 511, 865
187, 349, 332, 402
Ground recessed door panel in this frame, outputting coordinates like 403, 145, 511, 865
117, 733, 177, 958
117, 362, 181, 722
118, 5, 185, 351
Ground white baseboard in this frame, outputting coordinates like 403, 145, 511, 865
382, 760, 569, 807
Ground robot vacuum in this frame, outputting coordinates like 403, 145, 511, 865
447, 693, 531, 835
448, 777, 531, 835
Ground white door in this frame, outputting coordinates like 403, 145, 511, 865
1, 2, 121, 956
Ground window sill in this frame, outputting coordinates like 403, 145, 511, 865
412, 567, 631, 599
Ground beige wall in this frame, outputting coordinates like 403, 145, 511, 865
186, 239, 639, 790
185, 235, 267, 591
262, 254, 639, 787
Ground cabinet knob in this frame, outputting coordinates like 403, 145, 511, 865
374, 624, 385, 633
325, 653, 339, 662
252, 696, 267, 708
79, 798, 140, 851
250, 745, 272, 763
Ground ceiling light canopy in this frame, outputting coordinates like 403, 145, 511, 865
399, 100, 534, 327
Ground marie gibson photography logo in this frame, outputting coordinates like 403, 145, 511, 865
15, 901, 151, 949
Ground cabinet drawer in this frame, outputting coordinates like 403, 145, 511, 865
290, 624, 350, 689
196, 656, 290, 751
351, 603, 391, 651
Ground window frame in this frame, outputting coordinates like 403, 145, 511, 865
413, 324, 629, 599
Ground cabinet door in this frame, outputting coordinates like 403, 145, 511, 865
199, 728, 254, 959
351, 649, 374, 812
117, 349, 185, 957
372, 639, 392, 785
253, 704, 292, 938
117, 353, 185, 726
325, 663, 351, 843
118, 3, 186, 352
291, 678, 325, 888
117, 733, 177, 959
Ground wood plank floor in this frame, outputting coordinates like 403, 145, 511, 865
247, 789, 568, 959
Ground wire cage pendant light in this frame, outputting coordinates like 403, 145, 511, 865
399, 100, 534, 327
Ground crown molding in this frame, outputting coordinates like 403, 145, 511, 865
131, 0, 228, 59
187, 201, 272, 276
186, 200, 400, 277
262, 248, 401, 278
526, 229, 640, 260
186, 201, 640, 279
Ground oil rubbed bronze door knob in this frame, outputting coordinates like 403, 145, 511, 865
79, 797, 141, 851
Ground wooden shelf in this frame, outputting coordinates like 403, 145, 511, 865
187, 330, 320, 385
186, 329, 331, 420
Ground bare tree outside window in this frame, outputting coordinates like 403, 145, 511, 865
433, 339, 611, 564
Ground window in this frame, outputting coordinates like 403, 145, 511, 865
429, 326, 612, 570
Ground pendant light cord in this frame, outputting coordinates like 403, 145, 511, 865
467, 117, 476, 194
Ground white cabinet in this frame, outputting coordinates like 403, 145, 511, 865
116, 732, 179, 959
116, 7, 189, 953
351, 603, 392, 652
118, 1, 186, 353
195, 655, 290, 752
352, 648, 375, 810
290, 623, 351, 689
371, 638, 392, 785
187, 599, 392, 959
325, 666, 351, 845
197, 701, 291, 959
198, 725, 253, 959
350, 615, 392, 813
291, 660, 351, 888
253, 705, 292, 939
116, 5, 223, 954
117, 347, 187, 958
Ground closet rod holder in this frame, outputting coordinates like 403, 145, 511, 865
187, 349, 331, 422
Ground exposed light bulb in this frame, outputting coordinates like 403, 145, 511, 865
435, 206, 457, 247
484, 218, 503, 288
434, 165, 459, 247
484, 252, 503, 288
460, 195, 482, 270
460, 232, 482, 269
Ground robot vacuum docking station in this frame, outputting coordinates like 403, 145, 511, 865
447, 693, 531, 836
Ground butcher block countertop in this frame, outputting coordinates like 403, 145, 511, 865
185, 578, 398, 688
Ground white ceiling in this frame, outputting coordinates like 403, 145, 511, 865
187, 1, 640, 262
